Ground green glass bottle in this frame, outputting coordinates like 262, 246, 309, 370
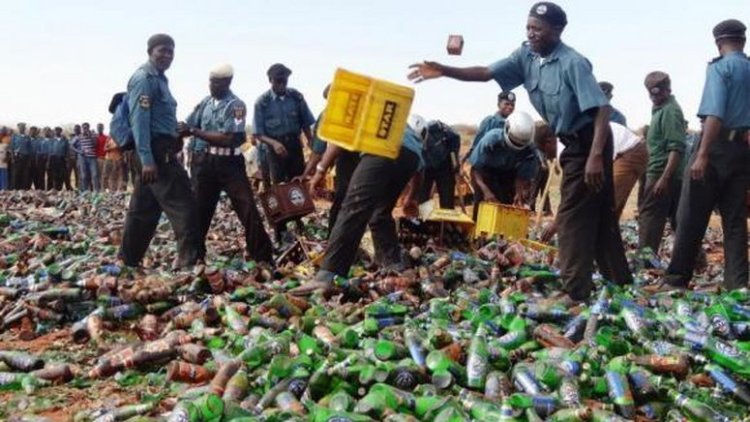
668, 389, 730, 422
466, 324, 490, 389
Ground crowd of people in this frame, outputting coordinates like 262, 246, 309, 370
0, 122, 137, 192
1, 2, 747, 303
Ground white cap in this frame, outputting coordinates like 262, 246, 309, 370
408, 114, 428, 140
503, 111, 535, 150
209, 64, 234, 79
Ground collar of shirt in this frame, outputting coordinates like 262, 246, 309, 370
143, 61, 161, 76
271, 91, 286, 101
530, 41, 564, 66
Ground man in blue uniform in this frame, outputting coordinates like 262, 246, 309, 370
655, 19, 750, 292
417, 119, 461, 209
10, 123, 32, 190
599, 82, 627, 127
181, 64, 273, 264
464, 91, 516, 163
29, 126, 45, 190
295, 124, 424, 293
252, 63, 316, 243
35, 127, 55, 190
469, 111, 540, 219
408, 1, 632, 304
120, 34, 199, 270
48, 127, 68, 190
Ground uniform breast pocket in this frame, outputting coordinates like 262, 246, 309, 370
538, 69, 561, 95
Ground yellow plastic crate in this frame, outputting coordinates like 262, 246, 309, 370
473, 202, 531, 240
318, 68, 414, 159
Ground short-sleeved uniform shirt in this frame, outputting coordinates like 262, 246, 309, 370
488, 42, 608, 136
252, 88, 315, 139
647, 95, 686, 180
469, 128, 539, 181
127, 61, 179, 167
697, 51, 750, 130
11, 133, 32, 156
610, 107, 627, 127
470, 114, 506, 154
186, 91, 248, 152
49, 137, 69, 158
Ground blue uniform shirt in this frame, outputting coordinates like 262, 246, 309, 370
488, 42, 608, 135
470, 114, 506, 153
11, 133, 33, 156
469, 128, 539, 181
49, 137, 69, 157
186, 90, 248, 151
401, 127, 425, 171
697, 51, 750, 129
610, 107, 627, 127
127, 61, 179, 167
423, 121, 460, 169
36, 137, 53, 156
252, 88, 315, 138
310, 112, 328, 155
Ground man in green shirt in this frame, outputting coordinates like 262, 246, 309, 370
638, 71, 686, 255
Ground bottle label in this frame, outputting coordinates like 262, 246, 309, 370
709, 368, 738, 392
513, 370, 542, 395
559, 382, 581, 405
714, 340, 740, 358
709, 314, 732, 337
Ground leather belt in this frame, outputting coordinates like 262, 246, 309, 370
207, 146, 241, 156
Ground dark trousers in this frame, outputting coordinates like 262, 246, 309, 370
120, 136, 199, 268
11, 155, 31, 190
64, 157, 76, 190
637, 176, 681, 253
418, 161, 456, 209
667, 136, 749, 289
471, 169, 516, 221
328, 151, 361, 235
31, 156, 46, 190
266, 135, 306, 239
191, 153, 273, 264
48, 157, 66, 191
321, 150, 419, 277
557, 126, 632, 300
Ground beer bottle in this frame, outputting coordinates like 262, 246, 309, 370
604, 370, 635, 419
0, 350, 45, 371
668, 389, 730, 422
466, 323, 490, 390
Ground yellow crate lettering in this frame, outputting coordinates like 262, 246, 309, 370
377, 100, 398, 139
319, 68, 414, 159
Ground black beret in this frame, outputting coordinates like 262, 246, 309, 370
713, 19, 746, 41
267, 63, 292, 79
598, 81, 614, 94
498, 91, 516, 103
644, 71, 671, 93
529, 2, 567, 28
147, 33, 175, 53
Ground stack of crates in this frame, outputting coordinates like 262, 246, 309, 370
317, 68, 414, 159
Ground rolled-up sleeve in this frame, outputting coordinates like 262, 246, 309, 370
662, 108, 686, 154
128, 76, 155, 167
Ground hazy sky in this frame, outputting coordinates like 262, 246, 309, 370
1, 1, 747, 131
